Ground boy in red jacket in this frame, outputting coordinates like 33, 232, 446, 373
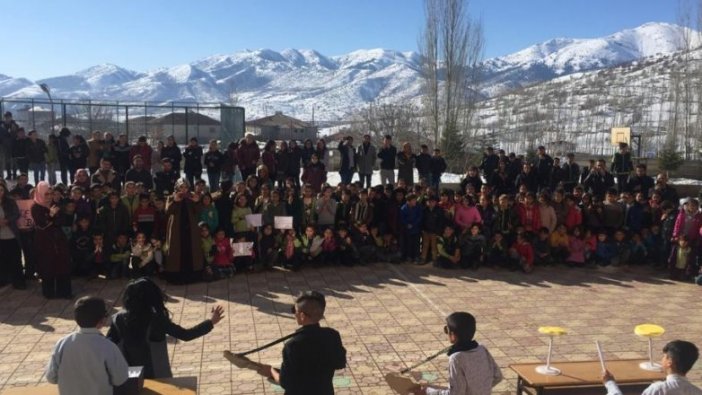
509, 232, 534, 273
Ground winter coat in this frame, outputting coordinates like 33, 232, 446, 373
183, 146, 203, 174
397, 153, 416, 185
377, 145, 397, 170
161, 145, 182, 171
164, 197, 204, 273
517, 203, 541, 232
415, 153, 432, 176
356, 143, 377, 175
301, 162, 327, 193
400, 203, 423, 235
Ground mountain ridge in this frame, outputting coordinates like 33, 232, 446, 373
1, 22, 698, 120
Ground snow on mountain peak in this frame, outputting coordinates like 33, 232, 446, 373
0, 22, 697, 120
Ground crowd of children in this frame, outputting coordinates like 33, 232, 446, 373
1, 136, 702, 290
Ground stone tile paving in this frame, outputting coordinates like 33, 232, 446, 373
0, 263, 700, 394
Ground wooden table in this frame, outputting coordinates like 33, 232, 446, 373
1, 376, 197, 395
509, 359, 665, 395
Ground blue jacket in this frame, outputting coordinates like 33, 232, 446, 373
400, 203, 423, 235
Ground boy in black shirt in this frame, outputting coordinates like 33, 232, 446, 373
258, 291, 347, 395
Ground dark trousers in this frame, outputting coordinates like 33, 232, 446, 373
19, 231, 35, 279
616, 175, 628, 192
0, 239, 24, 287
41, 275, 72, 299
401, 232, 421, 260
185, 172, 202, 189
359, 173, 372, 189
339, 168, 354, 185
207, 171, 221, 191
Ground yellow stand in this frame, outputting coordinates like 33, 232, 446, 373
536, 326, 567, 376
634, 324, 665, 372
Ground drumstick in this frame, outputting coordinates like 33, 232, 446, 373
596, 340, 607, 372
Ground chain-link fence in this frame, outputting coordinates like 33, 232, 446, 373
0, 98, 245, 145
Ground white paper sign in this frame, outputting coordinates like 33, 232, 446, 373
274, 216, 294, 230
245, 213, 263, 227
233, 242, 254, 257
16, 200, 35, 230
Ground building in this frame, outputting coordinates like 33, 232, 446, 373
246, 111, 317, 142
147, 112, 221, 143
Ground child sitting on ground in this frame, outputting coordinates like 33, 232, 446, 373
108, 233, 131, 279
258, 224, 279, 269
320, 227, 339, 265
337, 227, 360, 266
566, 226, 587, 267
130, 232, 156, 277
436, 225, 460, 269
412, 312, 502, 395
232, 234, 254, 273
509, 232, 534, 273
533, 227, 553, 266
46, 296, 129, 395
668, 235, 695, 281
212, 228, 234, 278
486, 232, 508, 268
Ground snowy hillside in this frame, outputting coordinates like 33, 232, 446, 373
0, 22, 697, 121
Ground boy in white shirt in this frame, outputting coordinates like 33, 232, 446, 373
603, 340, 701, 395
413, 312, 503, 395
46, 296, 128, 395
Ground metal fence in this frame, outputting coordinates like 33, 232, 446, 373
0, 98, 245, 145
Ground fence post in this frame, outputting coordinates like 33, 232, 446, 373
185, 107, 189, 142
31, 98, 36, 131
88, 100, 93, 135
125, 106, 130, 140
62, 102, 67, 127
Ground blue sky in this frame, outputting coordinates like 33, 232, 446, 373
5, 0, 680, 80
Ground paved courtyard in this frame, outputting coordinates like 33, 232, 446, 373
0, 263, 700, 394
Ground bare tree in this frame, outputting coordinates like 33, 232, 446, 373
418, 0, 484, 171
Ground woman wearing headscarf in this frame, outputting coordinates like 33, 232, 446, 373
31, 181, 72, 298
107, 278, 224, 378
163, 178, 203, 283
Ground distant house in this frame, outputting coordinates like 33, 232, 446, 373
246, 111, 317, 142
147, 112, 221, 143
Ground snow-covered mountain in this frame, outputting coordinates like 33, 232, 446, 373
1, 22, 697, 120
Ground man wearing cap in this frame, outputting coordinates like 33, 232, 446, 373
257, 291, 347, 395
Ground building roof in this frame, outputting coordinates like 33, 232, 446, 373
246, 112, 312, 129
148, 112, 220, 126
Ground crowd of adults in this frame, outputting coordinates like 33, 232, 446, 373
0, 108, 701, 298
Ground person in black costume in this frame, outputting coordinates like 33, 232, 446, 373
107, 277, 224, 378
257, 291, 347, 395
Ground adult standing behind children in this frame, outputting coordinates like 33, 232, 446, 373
46, 296, 128, 395
163, 178, 204, 284
32, 181, 72, 299
257, 291, 347, 395
378, 135, 397, 186
107, 278, 225, 378
412, 312, 502, 395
